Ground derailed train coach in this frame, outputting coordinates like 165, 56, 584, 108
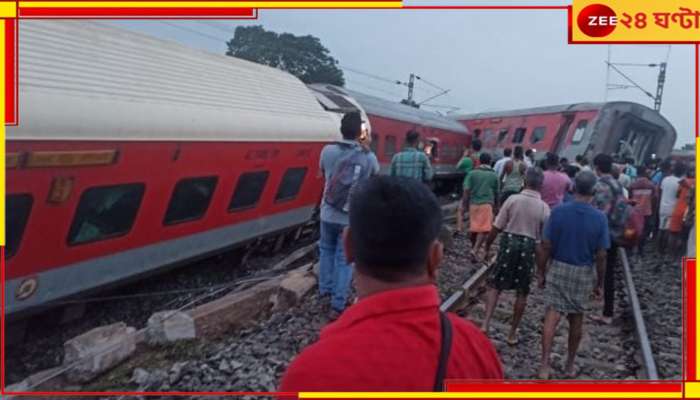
308, 84, 471, 180
452, 102, 676, 164
6, 21, 342, 318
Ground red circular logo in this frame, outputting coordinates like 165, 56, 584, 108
577, 4, 617, 37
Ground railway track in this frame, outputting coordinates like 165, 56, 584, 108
439, 243, 674, 379
9, 200, 681, 394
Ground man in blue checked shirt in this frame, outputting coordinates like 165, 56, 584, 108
390, 130, 434, 183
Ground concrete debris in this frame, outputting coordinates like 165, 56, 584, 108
188, 276, 284, 338
274, 269, 317, 311
146, 310, 196, 345
63, 322, 136, 383
131, 368, 150, 386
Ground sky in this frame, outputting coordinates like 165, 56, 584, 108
111, 9, 696, 147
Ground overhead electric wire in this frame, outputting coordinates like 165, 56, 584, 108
158, 21, 226, 44
604, 61, 655, 100
415, 76, 447, 92
340, 65, 401, 85
345, 78, 404, 99
196, 20, 236, 36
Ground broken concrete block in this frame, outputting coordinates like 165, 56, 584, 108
274, 271, 317, 311
63, 322, 136, 383
131, 368, 150, 386
188, 276, 283, 338
146, 310, 196, 345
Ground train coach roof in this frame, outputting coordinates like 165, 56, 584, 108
322, 85, 468, 134
450, 103, 605, 120
9, 21, 340, 142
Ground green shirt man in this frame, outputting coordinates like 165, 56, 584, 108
465, 164, 499, 205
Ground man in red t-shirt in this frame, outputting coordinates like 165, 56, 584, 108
280, 176, 503, 392
628, 165, 658, 258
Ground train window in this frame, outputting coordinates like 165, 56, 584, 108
497, 128, 509, 143
385, 136, 397, 157
68, 183, 145, 246
229, 171, 269, 211
530, 127, 546, 144
164, 176, 218, 225
474, 129, 482, 139
572, 120, 589, 144
275, 167, 307, 202
7, 194, 33, 259
370, 134, 379, 153
512, 128, 527, 143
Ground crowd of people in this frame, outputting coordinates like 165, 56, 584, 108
279, 112, 694, 390
452, 139, 693, 378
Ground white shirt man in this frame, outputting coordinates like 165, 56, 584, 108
494, 155, 511, 180
658, 174, 682, 229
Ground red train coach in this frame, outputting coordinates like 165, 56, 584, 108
452, 102, 676, 164
309, 84, 471, 180
6, 21, 341, 317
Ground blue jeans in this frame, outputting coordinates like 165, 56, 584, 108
319, 221, 353, 311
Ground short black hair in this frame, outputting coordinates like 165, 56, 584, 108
625, 157, 635, 165
575, 154, 583, 163
545, 152, 559, 170
340, 112, 362, 140
525, 149, 533, 157
349, 176, 442, 282
594, 153, 613, 174
405, 130, 420, 145
513, 146, 524, 159
637, 165, 648, 177
565, 165, 580, 179
673, 161, 688, 177
560, 157, 569, 165
479, 152, 492, 165
660, 159, 673, 172
472, 139, 482, 152
503, 148, 512, 157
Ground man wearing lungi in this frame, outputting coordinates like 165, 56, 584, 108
480, 167, 550, 345
537, 171, 610, 379
463, 152, 499, 260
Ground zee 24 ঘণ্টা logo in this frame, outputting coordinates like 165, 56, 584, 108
576, 2, 700, 40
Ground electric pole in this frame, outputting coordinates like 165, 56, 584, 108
399, 73, 418, 108
654, 62, 666, 111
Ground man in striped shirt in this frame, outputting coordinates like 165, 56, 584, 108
390, 130, 434, 183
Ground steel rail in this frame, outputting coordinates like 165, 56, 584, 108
618, 247, 659, 379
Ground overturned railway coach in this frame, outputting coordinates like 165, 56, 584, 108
6, 21, 342, 317
452, 102, 676, 164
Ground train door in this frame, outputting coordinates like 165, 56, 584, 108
552, 113, 575, 155
425, 137, 439, 162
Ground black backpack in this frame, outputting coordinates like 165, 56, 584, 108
324, 143, 373, 213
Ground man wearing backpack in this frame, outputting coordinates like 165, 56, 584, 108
590, 154, 626, 325
280, 176, 503, 391
319, 112, 380, 320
